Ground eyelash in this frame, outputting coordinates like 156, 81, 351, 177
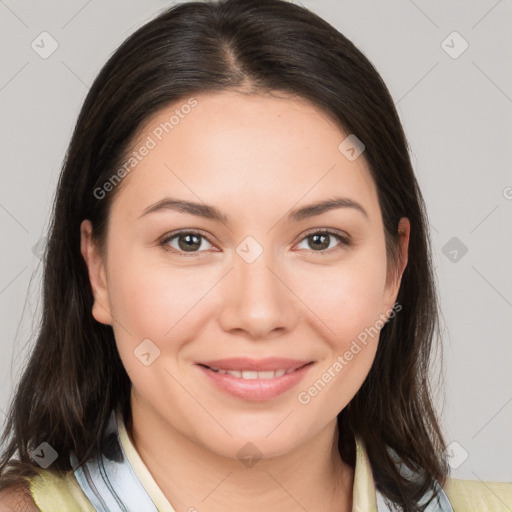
158, 229, 351, 257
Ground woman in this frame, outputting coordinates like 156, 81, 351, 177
0, 0, 510, 510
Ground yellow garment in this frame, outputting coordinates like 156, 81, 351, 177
443, 478, 512, 512
25, 469, 94, 512
26, 422, 512, 512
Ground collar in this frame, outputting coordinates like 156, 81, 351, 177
70, 409, 454, 512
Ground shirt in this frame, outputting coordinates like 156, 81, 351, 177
26, 409, 512, 511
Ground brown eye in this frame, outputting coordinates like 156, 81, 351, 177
160, 231, 213, 255
177, 233, 202, 252
307, 232, 331, 251
296, 229, 350, 254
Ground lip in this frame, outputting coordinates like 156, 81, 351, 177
197, 357, 312, 372
196, 358, 314, 401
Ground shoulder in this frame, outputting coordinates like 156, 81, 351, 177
443, 476, 512, 511
1, 470, 95, 512
0, 484, 38, 512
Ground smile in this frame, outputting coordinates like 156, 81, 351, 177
205, 367, 299, 379
196, 360, 314, 401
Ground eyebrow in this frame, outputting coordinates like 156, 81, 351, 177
138, 196, 368, 223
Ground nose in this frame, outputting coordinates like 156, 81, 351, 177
217, 248, 299, 339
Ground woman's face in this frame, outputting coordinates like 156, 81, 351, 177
81, 90, 408, 459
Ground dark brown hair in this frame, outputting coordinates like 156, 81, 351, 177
0, 0, 449, 509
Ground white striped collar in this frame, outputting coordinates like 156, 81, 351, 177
71, 409, 454, 512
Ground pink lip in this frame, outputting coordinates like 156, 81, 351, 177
196, 359, 314, 401
197, 357, 311, 372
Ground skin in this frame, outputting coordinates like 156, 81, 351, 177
0, 485, 37, 512
79, 90, 410, 512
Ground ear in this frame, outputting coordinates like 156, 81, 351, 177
80, 219, 112, 325
383, 217, 410, 313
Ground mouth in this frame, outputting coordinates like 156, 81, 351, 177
195, 358, 314, 401
197, 363, 312, 380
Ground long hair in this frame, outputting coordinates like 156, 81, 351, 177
0, 1, 450, 509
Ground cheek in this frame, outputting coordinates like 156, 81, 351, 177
295, 246, 389, 344
107, 258, 212, 344
292, 246, 388, 411
103, 238, 215, 378
106, 257, 212, 410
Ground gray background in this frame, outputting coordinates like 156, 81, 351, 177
1, 0, 511, 484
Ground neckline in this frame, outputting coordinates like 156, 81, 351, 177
116, 409, 377, 512
116, 409, 177, 512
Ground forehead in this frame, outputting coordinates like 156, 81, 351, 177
110, 90, 380, 221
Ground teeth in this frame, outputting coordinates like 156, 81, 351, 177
209, 367, 298, 379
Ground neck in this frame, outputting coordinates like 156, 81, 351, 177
128, 400, 354, 512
